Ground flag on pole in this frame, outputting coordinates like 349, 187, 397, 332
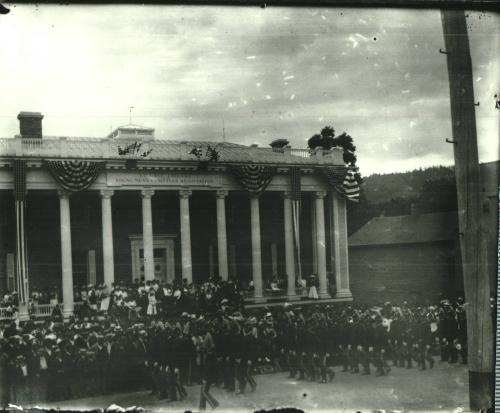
290, 167, 302, 281
13, 160, 29, 304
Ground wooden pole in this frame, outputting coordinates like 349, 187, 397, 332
441, 9, 494, 410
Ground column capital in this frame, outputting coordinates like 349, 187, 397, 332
100, 189, 115, 199
314, 191, 327, 199
216, 189, 228, 199
141, 189, 155, 199
249, 192, 261, 200
57, 189, 71, 198
283, 191, 293, 200
179, 189, 192, 199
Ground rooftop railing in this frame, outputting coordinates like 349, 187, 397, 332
0, 136, 344, 166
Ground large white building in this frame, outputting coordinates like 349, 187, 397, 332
0, 111, 355, 317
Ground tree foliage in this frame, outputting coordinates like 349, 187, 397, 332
347, 166, 458, 235
307, 125, 357, 165
269, 138, 290, 148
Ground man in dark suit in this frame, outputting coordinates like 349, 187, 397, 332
0, 339, 10, 408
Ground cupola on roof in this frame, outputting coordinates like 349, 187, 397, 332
106, 123, 155, 140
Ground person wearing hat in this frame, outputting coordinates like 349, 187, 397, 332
25, 337, 47, 403
307, 274, 319, 300
46, 346, 64, 401
0, 338, 10, 409
147, 288, 158, 317
454, 298, 467, 364
11, 354, 30, 404
198, 325, 219, 410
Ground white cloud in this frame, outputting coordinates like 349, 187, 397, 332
0, 5, 497, 174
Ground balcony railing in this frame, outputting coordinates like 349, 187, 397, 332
0, 136, 344, 166
0, 306, 14, 320
243, 286, 306, 300
0, 302, 85, 320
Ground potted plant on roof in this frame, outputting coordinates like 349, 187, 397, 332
269, 138, 290, 152
189, 145, 220, 171
308, 125, 357, 166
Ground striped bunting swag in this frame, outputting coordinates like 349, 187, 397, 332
229, 164, 276, 194
13, 160, 29, 304
44, 160, 105, 192
318, 165, 347, 186
318, 165, 361, 203
337, 165, 361, 203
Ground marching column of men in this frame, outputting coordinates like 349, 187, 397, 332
0, 298, 474, 410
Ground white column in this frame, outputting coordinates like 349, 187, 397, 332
100, 189, 115, 288
315, 191, 329, 298
250, 194, 264, 302
283, 192, 297, 299
141, 189, 155, 282
179, 189, 193, 284
58, 190, 74, 317
331, 192, 352, 298
311, 202, 318, 274
216, 190, 229, 281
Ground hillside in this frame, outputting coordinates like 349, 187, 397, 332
361, 166, 455, 204
347, 161, 498, 235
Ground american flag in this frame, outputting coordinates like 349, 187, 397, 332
318, 165, 361, 203
338, 165, 361, 203
13, 160, 29, 304
290, 167, 302, 281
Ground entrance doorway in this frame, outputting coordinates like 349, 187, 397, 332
129, 234, 176, 283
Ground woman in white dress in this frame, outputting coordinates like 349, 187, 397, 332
308, 274, 319, 300
147, 288, 157, 316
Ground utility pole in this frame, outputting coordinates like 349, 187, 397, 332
441, 9, 494, 411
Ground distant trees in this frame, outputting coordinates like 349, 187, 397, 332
347, 166, 459, 235
269, 138, 290, 149
308, 126, 357, 166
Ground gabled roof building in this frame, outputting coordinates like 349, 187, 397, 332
349, 210, 463, 305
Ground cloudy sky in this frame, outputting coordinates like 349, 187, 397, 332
0, 5, 498, 175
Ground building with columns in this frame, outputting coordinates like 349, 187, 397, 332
0, 112, 354, 316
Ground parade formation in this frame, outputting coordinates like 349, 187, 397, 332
0, 277, 473, 410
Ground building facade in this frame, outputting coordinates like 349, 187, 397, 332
348, 211, 464, 305
0, 112, 354, 317
347, 161, 498, 305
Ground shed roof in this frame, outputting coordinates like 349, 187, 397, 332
348, 211, 459, 247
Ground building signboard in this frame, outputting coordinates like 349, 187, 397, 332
106, 171, 222, 188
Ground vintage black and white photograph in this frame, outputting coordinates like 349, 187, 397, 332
0, 3, 498, 413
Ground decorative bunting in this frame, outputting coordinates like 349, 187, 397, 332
318, 165, 362, 203
229, 164, 276, 194
318, 165, 347, 187
290, 167, 301, 203
13, 159, 27, 201
13, 160, 29, 304
290, 167, 302, 280
338, 165, 361, 203
43, 160, 105, 192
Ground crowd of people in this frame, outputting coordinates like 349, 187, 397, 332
0, 275, 472, 410
1, 277, 245, 322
